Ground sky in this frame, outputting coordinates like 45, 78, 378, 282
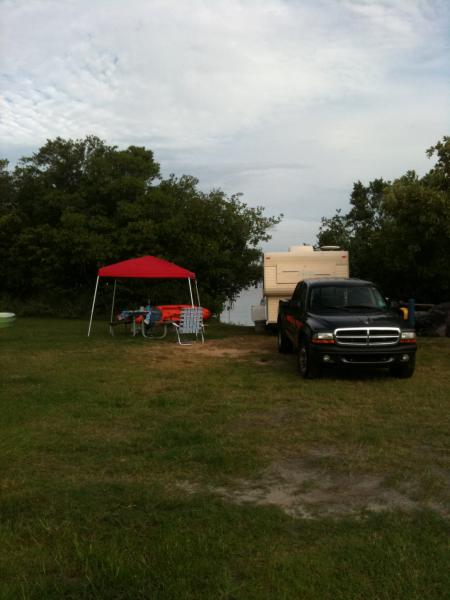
1, 0, 449, 251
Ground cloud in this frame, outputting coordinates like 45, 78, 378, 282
0, 0, 448, 249
1, 0, 444, 146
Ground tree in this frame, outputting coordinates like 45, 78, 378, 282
317, 137, 450, 302
147, 176, 278, 312
1, 137, 160, 303
0, 136, 281, 315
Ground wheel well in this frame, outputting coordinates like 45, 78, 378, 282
297, 331, 308, 349
298, 330, 308, 342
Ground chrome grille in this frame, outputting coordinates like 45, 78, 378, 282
335, 327, 400, 346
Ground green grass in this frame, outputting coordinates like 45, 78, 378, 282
0, 318, 449, 599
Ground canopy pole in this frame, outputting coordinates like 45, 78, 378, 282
188, 278, 194, 307
194, 279, 201, 307
87, 276, 100, 337
110, 280, 117, 323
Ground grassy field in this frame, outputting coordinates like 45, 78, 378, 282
1, 318, 449, 599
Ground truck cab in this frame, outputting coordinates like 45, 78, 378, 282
277, 278, 417, 378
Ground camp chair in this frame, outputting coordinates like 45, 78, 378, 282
172, 307, 205, 345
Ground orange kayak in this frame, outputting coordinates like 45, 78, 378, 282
155, 305, 211, 323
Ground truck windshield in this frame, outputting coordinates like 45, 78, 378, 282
309, 285, 387, 312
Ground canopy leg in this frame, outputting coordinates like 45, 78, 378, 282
109, 280, 117, 336
194, 279, 201, 307
88, 276, 100, 337
188, 278, 194, 307
110, 280, 117, 322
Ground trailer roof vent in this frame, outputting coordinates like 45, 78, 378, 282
288, 245, 314, 254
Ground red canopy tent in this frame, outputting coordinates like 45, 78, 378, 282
88, 256, 199, 336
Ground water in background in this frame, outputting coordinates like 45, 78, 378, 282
220, 284, 263, 326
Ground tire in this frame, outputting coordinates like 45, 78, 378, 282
390, 355, 416, 378
277, 325, 293, 353
297, 340, 321, 379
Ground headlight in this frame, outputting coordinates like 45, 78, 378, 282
312, 331, 335, 344
400, 331, 416, 343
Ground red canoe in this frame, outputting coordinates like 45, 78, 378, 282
155, 305, 211, 323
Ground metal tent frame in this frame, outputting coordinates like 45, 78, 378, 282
87, 256, 200, 337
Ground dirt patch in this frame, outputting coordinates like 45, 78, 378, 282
177, 455, 449, 519
189, 336, 274, 359
255, 358, 278, 366
135, 335, 278, 363
190, 344, 253, 358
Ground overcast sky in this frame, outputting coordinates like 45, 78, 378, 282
1, 0, 449, 250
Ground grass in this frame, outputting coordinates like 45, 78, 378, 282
0, 318, 449, 599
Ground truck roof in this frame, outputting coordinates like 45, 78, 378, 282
304, 278, 374, 287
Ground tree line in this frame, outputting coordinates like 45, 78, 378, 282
317, 137, 450, 303
2, 135, 448, 317
0, 136, 280, 316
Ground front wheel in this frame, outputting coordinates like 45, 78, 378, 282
297, 341, 321, 379
390, 355, 416, 378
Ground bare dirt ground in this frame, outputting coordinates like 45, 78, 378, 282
132, 335, 278, 369
177, 455, 449, 520
188, 335, 275, 358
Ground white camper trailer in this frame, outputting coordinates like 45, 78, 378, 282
251, 245, 349, 331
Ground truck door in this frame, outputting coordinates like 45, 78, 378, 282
285, 282, 307, 343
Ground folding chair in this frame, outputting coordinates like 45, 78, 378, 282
172, 307, 205, 345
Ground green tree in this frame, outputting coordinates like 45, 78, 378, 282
0, 136, 280, 315
147, 175, 278, 311
317, 137, 450, 302
1, 137, 160, 304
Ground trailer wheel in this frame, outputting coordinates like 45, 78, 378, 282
254, 320, 266, 334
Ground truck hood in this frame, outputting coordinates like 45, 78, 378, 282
309, 310, 404, 330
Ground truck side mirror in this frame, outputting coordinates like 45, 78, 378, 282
389, 299, 399, 310
388, 299, 407, 319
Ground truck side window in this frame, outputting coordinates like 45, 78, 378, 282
292, 282, 306, 311
298, 284, 307, 312
292, 283, 302, 303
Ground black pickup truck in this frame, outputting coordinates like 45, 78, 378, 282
277, 278, 416, 378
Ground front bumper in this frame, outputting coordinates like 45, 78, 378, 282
310, 343, 416, 367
